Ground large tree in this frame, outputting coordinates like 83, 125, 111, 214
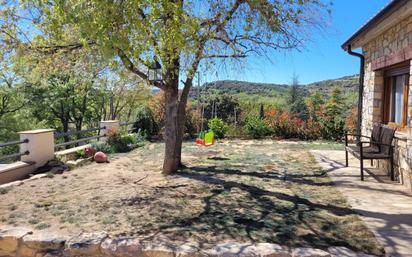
1, 0, 329, 174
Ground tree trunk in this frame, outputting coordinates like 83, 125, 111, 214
163, 87, 182, 175
162, 81, 188, 174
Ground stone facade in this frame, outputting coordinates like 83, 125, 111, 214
361, 15, 412, 189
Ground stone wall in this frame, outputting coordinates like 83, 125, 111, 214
0, 227, 375, 257
361, 15, 412, 189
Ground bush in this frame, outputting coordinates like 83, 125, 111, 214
123, 132, 146, 147
208, 117, 228, 139
75, 149, 87, 159
265, 108, 305, 139
244, 116, 270, 139
226, 124, 245, 139
133, 106, 158, 139
107, 133, 131, 153
91, 141, 113, 154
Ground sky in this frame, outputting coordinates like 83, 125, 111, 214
205, 0, 392, 85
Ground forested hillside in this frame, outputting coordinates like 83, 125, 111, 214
189, 75, 359, 108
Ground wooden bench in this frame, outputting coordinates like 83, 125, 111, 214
345, 123, 396, 181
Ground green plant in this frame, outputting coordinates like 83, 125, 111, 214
208, 118, 228, 139
226, 124, 245, 139
107, 133, 131, 153
133, 106, 158, 138
91, 141, 113, 154
244, 116, 271, 139
45, 172, 55, 178
76, 149, 87, 159
121, 134, 137, 145
35, 223, 51, 230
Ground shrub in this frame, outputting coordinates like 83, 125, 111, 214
75, 149, 87, 159
122, 132, 146, 147
133, 106, 158, 138
107, 133, 131, 153
208, 117, 228, 139
244, 116, 270, 139
264, 108, 304, 139
91, 141, 113, 154
226, 124, 245, 139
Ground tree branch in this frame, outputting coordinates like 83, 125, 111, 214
115, 48, 165, 90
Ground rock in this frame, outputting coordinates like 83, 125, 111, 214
94, 152, 108, 163
27, 174, 47, 181
205, 242, 260, 257
34, 160, 68, 174
255, 243, 291, 257
65, 232, 107, 256
176, 244, 205, 257
0, 227, 32, 256
327, 247, 378, 257
292, 247, 331, 257
21, 232, 66, 254
101, 237, 142, 256
66, 158, 92, 169
0, 180, 24, 189
142, 242, 175, 257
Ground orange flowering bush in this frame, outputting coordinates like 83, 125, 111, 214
264, 108, 306, 139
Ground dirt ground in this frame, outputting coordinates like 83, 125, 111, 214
0, 140, 383, 255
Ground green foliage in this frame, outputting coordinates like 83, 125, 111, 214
90, 141, 114, 154
122, 132, 146, 147
104, 132, 146, 153
133, 106, 158, 139
201, 94, 240, 123
226, 124, 246, 139
320, 88, 346, 140
244, 116, 271, 139
107, 133, 131, 153
76, 149, 87, 159
287, 75, 308, 120
208, 118, 228, 139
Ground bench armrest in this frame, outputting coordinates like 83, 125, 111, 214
359, 141, 393, 147
346, 133, 371, 139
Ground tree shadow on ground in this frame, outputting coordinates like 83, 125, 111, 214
131, 164, 383, 256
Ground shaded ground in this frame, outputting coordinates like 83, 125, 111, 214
312, 150, 412, 257
0, 140, 383, 255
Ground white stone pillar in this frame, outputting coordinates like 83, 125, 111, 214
18, 129, 55, 168
100, 120, 120, 140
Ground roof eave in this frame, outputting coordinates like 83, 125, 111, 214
341, 0, 407, 51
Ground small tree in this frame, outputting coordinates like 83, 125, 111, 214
287, 73, 308, 120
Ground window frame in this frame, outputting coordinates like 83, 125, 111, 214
382, 62, 410, 129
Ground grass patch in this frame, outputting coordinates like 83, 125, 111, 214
35, 223, 51, 230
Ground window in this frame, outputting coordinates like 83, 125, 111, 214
383, 64, 410, 128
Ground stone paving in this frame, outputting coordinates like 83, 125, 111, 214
311, 150, 412, 257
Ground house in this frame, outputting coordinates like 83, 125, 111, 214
342, 0, 412, 189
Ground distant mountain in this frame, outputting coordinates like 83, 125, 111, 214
305, 75, 359, 96
189, 75, 358, 98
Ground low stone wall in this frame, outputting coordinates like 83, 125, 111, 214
0, 227, 377, 257
0, 162, 36, 185
376, 134, 412, 189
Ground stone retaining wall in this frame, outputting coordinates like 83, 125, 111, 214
0, 227, 376, 257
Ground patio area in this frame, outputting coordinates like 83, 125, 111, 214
312, 150, 412, 257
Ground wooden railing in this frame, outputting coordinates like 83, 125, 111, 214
0, 139, 30, 162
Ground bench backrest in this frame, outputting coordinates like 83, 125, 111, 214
379, 125, 396, 155
370, 123, 382, 152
